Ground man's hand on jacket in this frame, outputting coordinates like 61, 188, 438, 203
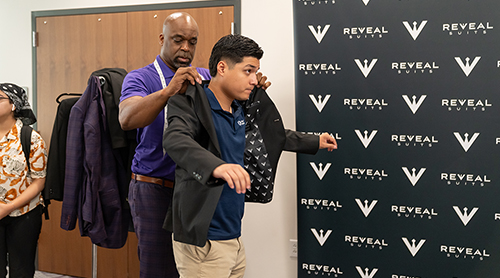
256, 72, 272, 90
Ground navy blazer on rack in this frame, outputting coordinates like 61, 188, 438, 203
60, 76, 128, 248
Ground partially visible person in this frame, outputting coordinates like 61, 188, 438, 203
163, 34, 337, 278
119, 12, 206, 278
0, 83, 47, 278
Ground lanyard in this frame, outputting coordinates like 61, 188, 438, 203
154, 59, 169, 136
154, 59, 167, 89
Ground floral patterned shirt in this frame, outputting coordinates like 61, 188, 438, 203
0, 119, 47, 217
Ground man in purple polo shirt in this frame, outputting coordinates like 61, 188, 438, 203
119, 12, 210, 278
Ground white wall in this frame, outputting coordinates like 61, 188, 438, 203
0, 0, 298, 277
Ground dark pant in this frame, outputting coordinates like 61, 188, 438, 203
128, 179, 179, 278
0, 205, 42, 278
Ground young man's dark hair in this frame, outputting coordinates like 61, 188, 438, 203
208, 34, 264, 77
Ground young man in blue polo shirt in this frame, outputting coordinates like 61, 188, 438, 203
164, 33, 259, 278
163, 34, 337, 278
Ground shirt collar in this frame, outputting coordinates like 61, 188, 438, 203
204, 84, 242, 114
6, 119, 22, 141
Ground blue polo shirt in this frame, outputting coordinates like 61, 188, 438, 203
204, 84, 246, 240
120, 55, 211, 180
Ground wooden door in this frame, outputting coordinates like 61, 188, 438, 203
36, 12, 129, 278
35, 6, 233, 278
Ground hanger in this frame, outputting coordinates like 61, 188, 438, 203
56, 93, 82, 104
55, 76, 105, 104
98, 76, 106, 87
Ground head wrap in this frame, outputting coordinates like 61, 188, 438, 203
0, 83, 37, 125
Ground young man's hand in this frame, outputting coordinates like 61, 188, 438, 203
212, 164, 251, 194
319, 133, 338, 151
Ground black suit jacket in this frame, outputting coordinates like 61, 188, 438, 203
45, 97, 80, 202
163, 83, 318, 247
243, 85, 319, 202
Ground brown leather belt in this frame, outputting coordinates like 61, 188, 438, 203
131, 173, 173, 188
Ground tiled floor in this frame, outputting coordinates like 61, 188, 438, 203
34, 270, 75, 278
5, 269, 74, 278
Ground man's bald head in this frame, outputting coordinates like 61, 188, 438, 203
163, 12, 198, 34
160, 12, 200, 71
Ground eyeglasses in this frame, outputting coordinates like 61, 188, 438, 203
0, 96, 10, 101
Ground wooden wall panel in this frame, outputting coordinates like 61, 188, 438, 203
127, 232, 140, 277
38, 202, 93, 277
36, 13, 128, 142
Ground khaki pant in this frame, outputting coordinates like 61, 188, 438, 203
173, 237, 246, 278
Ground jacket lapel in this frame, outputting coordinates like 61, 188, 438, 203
185, 83, 221, 156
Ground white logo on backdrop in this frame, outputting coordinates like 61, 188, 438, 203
355, 130, 378, 148
402, 95, 426, 114
310, 162, 331, 180
300, 198, 342, 211
455, 56, 481, 76
402, 167, 426, 186
442, 98, 492, 111
345, 235, 388, 249
392, 61, 439, 74
301, 198, 342, 211
442, 172, 491, 187
345, 98, 388, 111
308, 25, 330, 43
392, 205, 438, 219
344, 26, 388, 39
392, 134, 438, 147
355, 59, 378, 77
345, 167, 388, 181
309, 95, 331, 113
311, 228, 332, 246
403, 20, 428, 40
402, 238, 426, 257
361, 0, 371, 5
444, 21, 493, 35
302, 262, 343, 276
453, 132, 480, 152
441, 244, 490, 260
453, 206, 479, 226
298, 0, 336, 6
356, 266, 378, 278
299, 63, 341, 75
355, 199, 378, 217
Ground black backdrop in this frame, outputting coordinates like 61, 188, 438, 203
294, 1, 500, 277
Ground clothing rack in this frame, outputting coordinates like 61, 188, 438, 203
90, 75, 106, 278
92, 244, 97, 278
54, 78, 105, 278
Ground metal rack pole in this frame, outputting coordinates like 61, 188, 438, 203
92, 244, 97, 278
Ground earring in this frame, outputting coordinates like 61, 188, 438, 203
11, 105, 15, 111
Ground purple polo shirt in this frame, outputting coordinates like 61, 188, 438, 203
120, 55, 211, 180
